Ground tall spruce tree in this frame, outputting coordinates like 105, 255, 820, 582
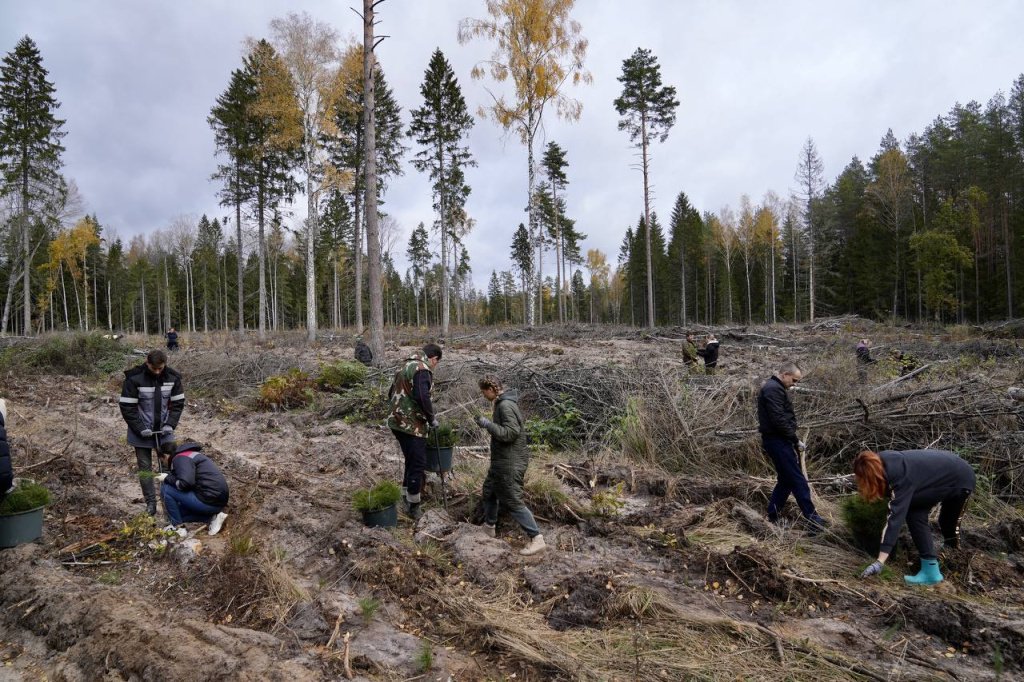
208, 64, 255, 333
406, 222, 430, 326
613, 48, 678, 329
0, 36, 67, 335
510, 223, 533, 323
408, 48, 475, 337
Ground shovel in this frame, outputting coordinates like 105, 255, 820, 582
433, 427, 448, 512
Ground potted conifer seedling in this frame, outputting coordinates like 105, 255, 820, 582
0, 480, 50, 548
840, 494, 890, 556
426, 421, 460, 473
352, 481, 401, 528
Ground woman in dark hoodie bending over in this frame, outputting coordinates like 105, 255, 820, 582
855, 449, 975, 585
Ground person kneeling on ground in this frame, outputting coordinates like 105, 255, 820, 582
155, 441, 229, 535
474, 376, 545, 556
855, 449, 975, 586
354, 335, 373, 367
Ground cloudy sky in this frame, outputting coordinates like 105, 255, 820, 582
3, 0, 1023, 290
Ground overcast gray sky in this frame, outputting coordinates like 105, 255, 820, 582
3, 0, 1023, 290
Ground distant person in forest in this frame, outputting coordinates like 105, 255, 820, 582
682, 333, 698, 368
891, 349, 920, 376
354, 335, 373, 367
757, 361, 828, 532
155, 440, 229, 535
856, 339, 876, 382
696, 333, 720, 375
387, 343, 443, 521
474, 376, 545, 556
119, 349, 186, 516
165, 327, 179, 351
0, 399, 13, 501
855, 449, 975, 585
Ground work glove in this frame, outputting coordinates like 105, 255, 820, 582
154, 473, 168, 484
161, 425, 174, 436
474, 416, 492, 428
796, 440, 807, 452
429, 419, 440, 429
860, 561, 883, 578
140, 429, 154, 437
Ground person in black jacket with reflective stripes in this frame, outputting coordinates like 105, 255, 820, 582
119, 349, 186, 515
855, 449, 974, 586
156, 441, 229, 534
757, 361, 827, 531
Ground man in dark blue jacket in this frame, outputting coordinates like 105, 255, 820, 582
156, 441, 229, 534
119, 350, 186, 515
757, 361, 827, 531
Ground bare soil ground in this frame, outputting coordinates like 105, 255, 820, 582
1, 320, 1023, 681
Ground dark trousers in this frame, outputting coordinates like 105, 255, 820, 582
135, 446, 157, 505
162, 484, 222, 525
392, 429, 426, 502
762, 436, 817, 519
905, 488, 973, 559
482, 468, 540, 538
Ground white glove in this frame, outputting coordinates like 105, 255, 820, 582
140, 429, 154, 437
154, 473, 168, 484
797, 440, 806, 452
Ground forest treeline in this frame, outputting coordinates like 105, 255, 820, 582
2, 3, 1023, 337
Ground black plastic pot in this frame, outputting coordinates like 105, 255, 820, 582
850, 528, 881, 557
361, 503, 398, 528
0, 506, 44, 548
426, 446, 454, 473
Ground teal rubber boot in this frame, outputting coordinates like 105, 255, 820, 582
904, 558, 943, 585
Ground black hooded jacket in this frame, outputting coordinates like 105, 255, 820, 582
697, 341, 720, 367
165, 444, 229, 508
757, 375, 798, 443
0, 413, 12, 496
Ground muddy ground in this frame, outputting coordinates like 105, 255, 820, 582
1, 321, 1023, 681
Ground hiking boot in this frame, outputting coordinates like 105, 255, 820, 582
805, 514, 829, 535
519, 534, 546, 556
406, 502, 424, 522
208, 512, 228, 536
482, 523, 496, 538
905, 558, 943, 586
146, 500, 158, 517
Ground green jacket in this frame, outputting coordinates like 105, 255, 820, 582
485, 389, 528, 474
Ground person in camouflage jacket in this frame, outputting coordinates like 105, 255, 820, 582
473, 376, 545, 556
387, 343, 442, 520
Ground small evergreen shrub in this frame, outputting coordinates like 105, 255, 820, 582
841, 494, 890, 555
258, 368, 315, 409
352, 481, 402, 513
429, 421, 460, 448
317, 361, 368, 392
0, 480, 50, 515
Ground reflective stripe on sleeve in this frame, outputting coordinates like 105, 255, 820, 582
170, 393, 185, 402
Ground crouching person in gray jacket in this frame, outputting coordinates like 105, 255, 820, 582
155, 441, 229, 535
119, 349, 185, 515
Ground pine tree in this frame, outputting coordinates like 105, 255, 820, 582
0, 36, 67, 335
794, 137, 825, 321
406, 222, 430, 326
408, 48, 475, 338
614, 48, 679, 330
331, 45, 406, 333
541, 141, 570, 323
510, 224, 533, 322
246, 39, 300, 340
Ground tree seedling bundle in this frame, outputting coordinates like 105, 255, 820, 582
0, 480, 51, 515
352, 481, 402, 514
